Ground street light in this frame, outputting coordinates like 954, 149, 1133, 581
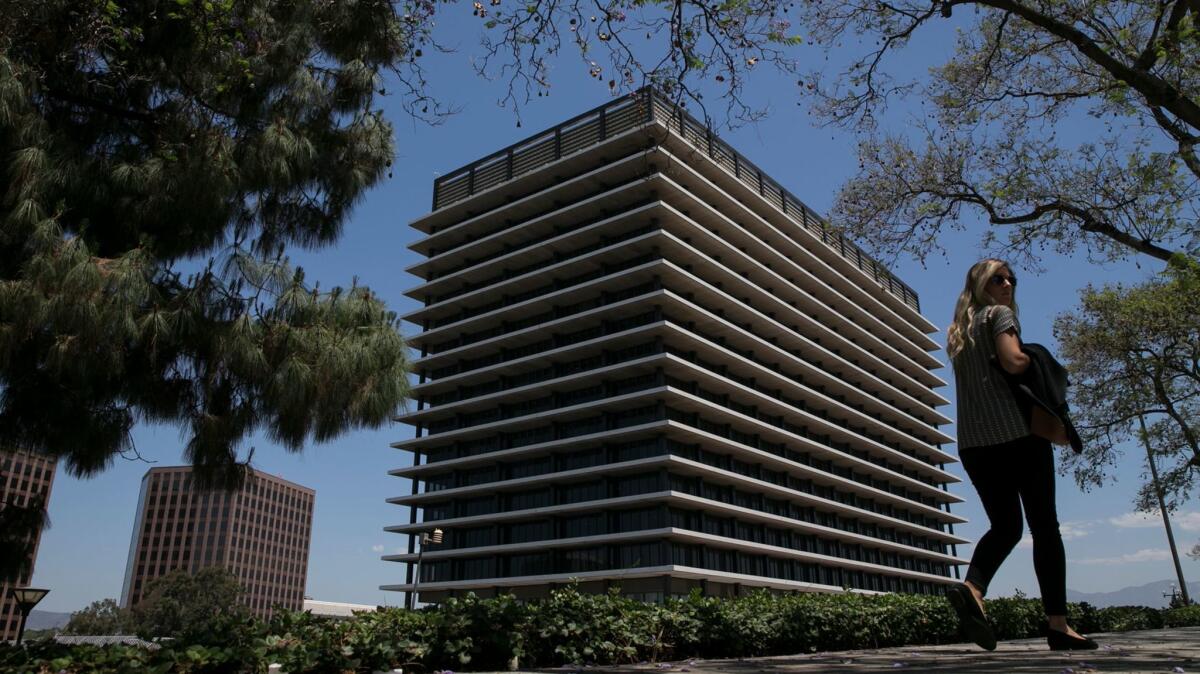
1139, 415, 1191, 606
410, 528, 443, 609
8, 587, 49, 645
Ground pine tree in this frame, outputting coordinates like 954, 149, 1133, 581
0, 0, 428, 578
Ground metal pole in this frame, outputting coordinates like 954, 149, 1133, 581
15, 609, 28, 645
1139, 414, 1191, 605
411, 545, 424, 610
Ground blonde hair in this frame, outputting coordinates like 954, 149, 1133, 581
946, 259, 1019, 360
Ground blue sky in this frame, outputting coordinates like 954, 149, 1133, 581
28, 9, 1198, 613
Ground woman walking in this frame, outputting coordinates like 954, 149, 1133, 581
944, 259, 1097, 651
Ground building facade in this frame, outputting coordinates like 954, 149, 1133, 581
385, 88, 965, 605
0, 450, 57, 641
121, 466, 314, 619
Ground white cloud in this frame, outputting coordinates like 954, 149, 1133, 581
1016, 520, 1091, 549
1109, 510, 1200, 532
371, 544, 385, 553
1074, 548, 1172, 566
1180, 513, 1200, 532
1109, 512, 1160, 529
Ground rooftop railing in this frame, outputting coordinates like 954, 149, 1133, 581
430, 87, 920, 313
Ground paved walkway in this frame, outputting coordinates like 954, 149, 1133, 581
537, 628, 1200, 674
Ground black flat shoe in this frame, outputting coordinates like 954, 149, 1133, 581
1046, 629, 1098, 651
946, 584, 996, 651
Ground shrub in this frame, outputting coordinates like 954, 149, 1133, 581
425, 592, 530, 669
524, 586, 665, 665
981, 591, 1045, 640
4, 588, 1200, 672
1068, 601, 1100, 634
1163, 604, 1200, 628
1091, 605, 1164, 632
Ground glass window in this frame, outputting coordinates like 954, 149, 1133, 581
668, 508, 693, 529
508, 519, 553, 544
507, 456, 552, 479
560, 480, 605, 504
669, 474, 698, 494
456, 526, 496, 548
701, 482, 727, 503
423, 473, 454, 492
508, 488, 552, 511
614, 473, 659, 497
615, 507, 662, 532
459, 557, 497, 580
421, 560, 450, 583
613, 439, 661, 462
562, 512, 605, 538
459, 496, 496, 517
507, 551, 553, 577
618, 542, 663, 568
670, 543, 702, 567
559, 384, 605, 407
560, 448, 605, 471
563, 546, 607, 573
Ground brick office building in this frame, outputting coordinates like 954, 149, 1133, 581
121, 466, 314, 619
385, 88, 965, 605
0, 450, 57, 641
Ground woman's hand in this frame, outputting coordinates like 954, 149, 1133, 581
995, 328, 1030, 375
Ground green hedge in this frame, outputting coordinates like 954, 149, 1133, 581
3, 588, 1198, 673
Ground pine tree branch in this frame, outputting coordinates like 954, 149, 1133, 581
42, 88, 157, 125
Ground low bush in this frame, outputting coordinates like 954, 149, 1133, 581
1092, 605, 1164, 632
2, 587, 1198, 673
1163, 604, 1200, 628
981, 591, 1047, 640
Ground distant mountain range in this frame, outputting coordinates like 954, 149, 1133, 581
24, 609, 73, 631
1067, 579, 1200, 608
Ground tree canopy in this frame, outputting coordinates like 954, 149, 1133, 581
63, 598, 135, 636
129, 566, 247, 640
471, 0, 1198, 267
0, 0, 425, 488
0, 0, 435, 581
1054, 256, 1200, 511
805, 0, 1199, 267
62, 569, 251, 640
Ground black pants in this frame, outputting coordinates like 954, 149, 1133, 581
960, 435, 1068, 615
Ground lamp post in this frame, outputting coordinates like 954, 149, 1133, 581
8, 587, 49, 645
409, 528, 443, 610
1139, 415, 1191, 606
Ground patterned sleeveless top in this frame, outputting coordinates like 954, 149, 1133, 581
951, 305, 1030, 449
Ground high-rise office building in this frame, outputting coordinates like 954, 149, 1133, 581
0, 450, 57, 641
121, 466, 314, 619
385, 88, 965, 605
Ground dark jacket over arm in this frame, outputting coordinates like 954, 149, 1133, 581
992, 342, 1083, 453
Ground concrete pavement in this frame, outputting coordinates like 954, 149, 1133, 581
544, 627, 1200, 674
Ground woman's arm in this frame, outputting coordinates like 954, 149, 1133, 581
995, 328, 1030, 374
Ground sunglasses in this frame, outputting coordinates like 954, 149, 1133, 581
989, 274, 1018, 288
